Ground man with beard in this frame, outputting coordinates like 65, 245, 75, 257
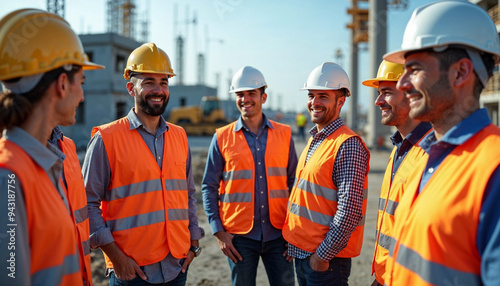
202, 66, 297, 286
82, 43, 204, 285
362, 60, 431, 286
283, 62, 369, 286
382, 1, 500, 285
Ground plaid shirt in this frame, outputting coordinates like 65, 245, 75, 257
288, 117, 369, 261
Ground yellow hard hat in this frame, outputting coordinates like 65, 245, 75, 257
123, 43, 176, 80
0, 9, 104, 81
362, 60, 404, 88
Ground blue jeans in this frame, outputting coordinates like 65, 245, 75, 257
228, 235, 295, 286
294, 256, 351, 286
109, 270, 187, 286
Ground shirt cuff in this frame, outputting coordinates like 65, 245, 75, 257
209, 219, 225, 235
89, 227, 115, 249
190, 226, 205, 240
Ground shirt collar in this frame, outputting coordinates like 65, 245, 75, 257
391, 121, 432, 146
48, 126, 64, 147
310, 117, 345, 138
234, 114, 274, 132
126, 108, 168, 134
3, 127, 65, 172
420, 108, 491, 152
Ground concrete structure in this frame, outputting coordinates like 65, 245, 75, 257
60, 33, 140, 150
473, 0, 500, 127
61, 33, 220, 150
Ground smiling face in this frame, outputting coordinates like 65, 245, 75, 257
127, 73, 170, 117
375, 81, 412, 128
307, 89, 345, 131
235, 88, 267, 120
397, 52, 455, 123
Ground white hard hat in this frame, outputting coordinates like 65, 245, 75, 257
229, 66, 267, 93
302, 62, 351, 96
384, 0, 500, 65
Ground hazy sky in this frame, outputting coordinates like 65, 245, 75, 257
1, 0, 436, 113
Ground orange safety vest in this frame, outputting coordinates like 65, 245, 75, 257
92, 118, 190, 268
283, 125, 369, 257
0, 139, 81, 285
385, 125, 500, 286
371, 139, 427, 285
59, 137, 92, 286
216, 120, 292, 233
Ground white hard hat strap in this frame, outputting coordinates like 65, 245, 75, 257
466, 49, 489, 88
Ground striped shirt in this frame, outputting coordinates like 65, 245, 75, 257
288, 117, 369, 261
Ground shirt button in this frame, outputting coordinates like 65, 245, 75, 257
261, 191, 264, 194
259, 176, 262, 179
258, 162, 261, 165
158, 156, 161, 160
262, 220, 265, 223
261, 205, 265, 208
428, 167, 434, 173
257, 148, 260, 151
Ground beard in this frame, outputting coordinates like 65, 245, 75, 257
138, 93, 169, 116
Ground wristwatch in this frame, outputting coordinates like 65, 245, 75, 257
189, 245, 202, 257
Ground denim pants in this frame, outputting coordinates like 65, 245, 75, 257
109, 270, 187, 286
228, 235, 295, 286
294, 256, 351, 286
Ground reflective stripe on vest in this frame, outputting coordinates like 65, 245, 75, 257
372, 139, 428, 284
216, 120, 292, 233
0, 139, 82, 286
59, 137, 92, 285
93, 118, 190, 267
283, 125, 369, 257
385, 125, 500, 286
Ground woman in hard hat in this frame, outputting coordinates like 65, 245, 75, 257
0, 9, 103, 285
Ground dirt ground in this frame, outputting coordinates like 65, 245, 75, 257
89, 142, 390, 286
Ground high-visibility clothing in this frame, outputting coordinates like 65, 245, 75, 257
215, 120, 292, 233
283, 125, 369, 257
59, 137, 92, 286
92, 118, 190, 268
385, 125, 500, 286
371, 140, 427, 285
0, 139, 81, 285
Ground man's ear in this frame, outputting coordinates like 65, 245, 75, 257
262, 92, 267, 104
126, 81, 135, 97
55, 72, 69, 98
453, 58, 474, 87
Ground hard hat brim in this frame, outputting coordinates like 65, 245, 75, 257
383, 49, 407, 64
300, 86, 343, 91
362, 77, 399, 88
229, 85, 267, 93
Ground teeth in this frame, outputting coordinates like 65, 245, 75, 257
150, 98, 162, 102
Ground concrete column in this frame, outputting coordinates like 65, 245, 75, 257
367, 0, 390, 147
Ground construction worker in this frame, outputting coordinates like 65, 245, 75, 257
283, 62, 370, 286
295, 112, 308, 141
0, 8, 104, 285
362, 60, 431, 286
201, 66, 298, 286
48, 126, 93, 286
382, 1, 500, 285
82, 43, 204, 285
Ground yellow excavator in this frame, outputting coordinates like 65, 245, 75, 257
168, 96, 228, 135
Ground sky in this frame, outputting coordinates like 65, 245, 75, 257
1, 0, 437, 113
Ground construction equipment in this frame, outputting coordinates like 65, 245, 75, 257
168, 96, 228, 135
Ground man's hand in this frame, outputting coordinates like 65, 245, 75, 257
181, 251, 195, 273
101, 242, 147, 281
309, 253, 329, 272
214, 231, 242, 263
